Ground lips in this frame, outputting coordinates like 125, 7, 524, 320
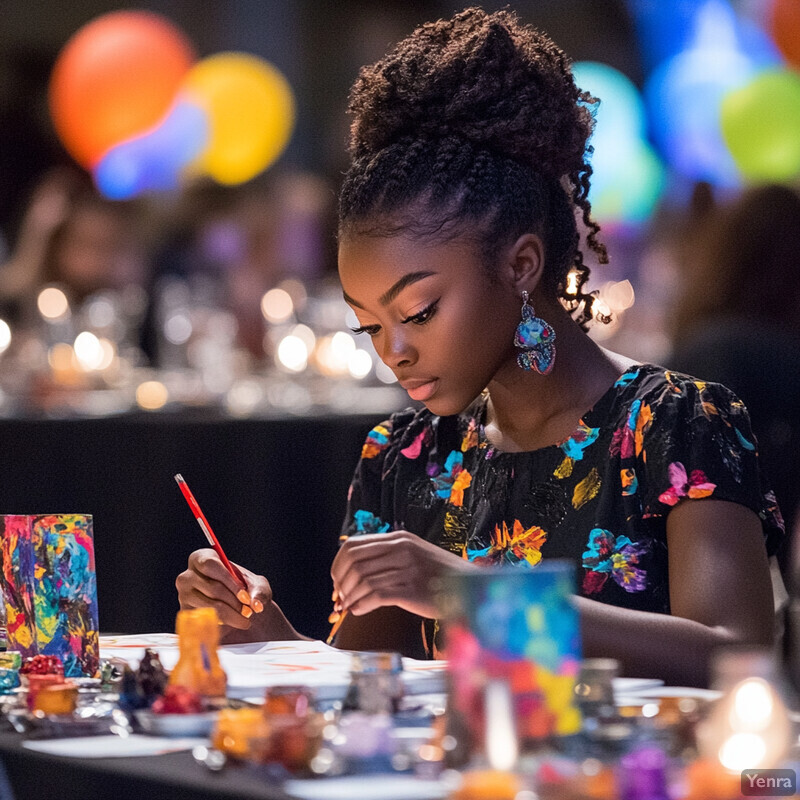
400, 378, 439, 402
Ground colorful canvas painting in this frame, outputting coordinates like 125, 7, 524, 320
1, 514, 99, 677
441, 561, 582, 742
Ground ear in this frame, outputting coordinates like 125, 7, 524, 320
499, 233, 545, 294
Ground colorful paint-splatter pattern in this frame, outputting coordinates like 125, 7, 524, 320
1, 515, 99, 677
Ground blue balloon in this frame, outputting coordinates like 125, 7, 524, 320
624, 0, 702, 74
94, 96, 208, 200
641, 0, 779, 187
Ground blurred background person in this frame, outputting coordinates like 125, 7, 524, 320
145, 169, 334, 365
670, 183, 800, 570
0, 166, 149, 324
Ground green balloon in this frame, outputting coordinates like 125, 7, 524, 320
721, 69, 800, 183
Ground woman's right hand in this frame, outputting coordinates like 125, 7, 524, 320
175, 548, 273, 636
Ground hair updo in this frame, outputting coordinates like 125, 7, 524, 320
338, 7, 607, 327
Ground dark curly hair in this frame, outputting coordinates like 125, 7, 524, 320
338, 7, 607, 328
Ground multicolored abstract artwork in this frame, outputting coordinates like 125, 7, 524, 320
441, 561, 582, 743
1, 514, 99, 677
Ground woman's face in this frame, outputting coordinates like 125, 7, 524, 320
338, 231, 520, 416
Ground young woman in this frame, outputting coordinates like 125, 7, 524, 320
176, 7, 782, 687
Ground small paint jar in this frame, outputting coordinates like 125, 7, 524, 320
212, 708, 269, 759
26, 673, 65, 711
0, 667, 20, 693
33, 681, 79, 715
0, 651, 22, 670
344, 651, 403, 714
254, 686, 322, 771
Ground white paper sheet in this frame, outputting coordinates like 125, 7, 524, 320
100, 636, 449, 701
283, 775, 450, 800
22, 734, 207, 758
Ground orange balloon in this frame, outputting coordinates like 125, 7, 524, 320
49, 11, 195, 168
770, 0, 800, 69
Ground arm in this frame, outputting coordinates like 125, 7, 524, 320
578, 499, 774, 686
332, 606, 430, 659
330, 530, 478, 655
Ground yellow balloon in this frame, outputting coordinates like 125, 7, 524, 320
183, 52, 294, 184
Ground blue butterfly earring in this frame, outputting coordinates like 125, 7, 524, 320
514, 291, 556, 374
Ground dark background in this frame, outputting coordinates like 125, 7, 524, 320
0, 411, 379, 639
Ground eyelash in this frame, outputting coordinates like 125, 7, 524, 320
349, 299, 440, 337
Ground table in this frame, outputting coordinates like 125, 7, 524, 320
0, 731, 292, 800
0, 409, 388, 640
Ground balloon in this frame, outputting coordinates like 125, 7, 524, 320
720, 69, 800, 183
94, 97, 209, 200
49, 11, 195, 168
589, 139, 666, 226
572, 62, 665, 225
184, 53, 295, 185
573, 62, 647, 147
770, 0, 800, 69
643, 0, 763, 187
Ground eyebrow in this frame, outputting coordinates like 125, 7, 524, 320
343, 271, 436, 309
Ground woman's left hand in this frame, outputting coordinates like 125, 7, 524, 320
331, 530, 476, 619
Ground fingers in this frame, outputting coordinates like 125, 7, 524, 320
330, 532, 445, 619
340, 569, 410, 615
332, 533, 413, 610
335, 549, 406, 606
189, 549, 242, 595
177, 549, 272, 628
236, 564, 272, 614
177, 586, 253, 630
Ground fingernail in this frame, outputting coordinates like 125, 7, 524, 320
332, 589, 338, 602
237, 589, 251, 605
334, 601, 342, 613
241, 605, 253, 619
328, 610, 341, 623
252, 598, 264, 613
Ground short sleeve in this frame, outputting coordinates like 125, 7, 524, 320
638, 378, 784, 556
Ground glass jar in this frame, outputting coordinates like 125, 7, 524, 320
344, 651, 403, 714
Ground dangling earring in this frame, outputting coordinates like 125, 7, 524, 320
514, 291, 556, 374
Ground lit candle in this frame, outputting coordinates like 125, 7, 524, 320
451, 679, 521, 800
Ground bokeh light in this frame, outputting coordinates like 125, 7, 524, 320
136, 380, 169, 410
347, 349, 373, 379
37, 287, 70, 320
261, 288, 294, 324
0, 320, 11, 355
73, 331, 105, 371
276, 334, 308, 373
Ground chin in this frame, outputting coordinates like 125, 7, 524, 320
422, 392, 474, 418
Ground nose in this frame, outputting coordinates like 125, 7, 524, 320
380, 326, 416, 370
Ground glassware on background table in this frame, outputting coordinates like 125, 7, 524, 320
343, 651, 403, 715
0, 514, 99, 677
574, 657, 618, 723
696, 646, 793, 773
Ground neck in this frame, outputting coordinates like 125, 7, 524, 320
484, 304, 634, 452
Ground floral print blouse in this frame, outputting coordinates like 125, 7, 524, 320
341, 365, 785, 655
